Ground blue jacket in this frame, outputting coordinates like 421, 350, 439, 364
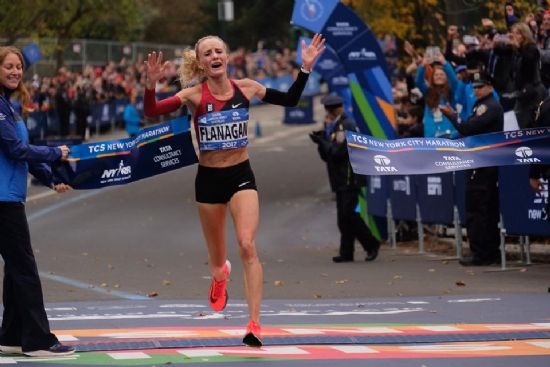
416, 62, 460, 138
123, 103, 141, 136
0, 92, 61, 202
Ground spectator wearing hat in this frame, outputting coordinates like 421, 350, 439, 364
309, 95, 380, 263
440, 71, 504, 266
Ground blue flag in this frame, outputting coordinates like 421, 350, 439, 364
53, 117, 198, 189
22, 43, 42, 68
347, 127, 550, 175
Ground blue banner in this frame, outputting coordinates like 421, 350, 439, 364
291, 0, 396, 139
22, 42, 42, 68
365, 175, 387, 217
291, 0, 340, 33
347, 128, 550, 175
53, 117, 198, 189
284, 95, 314, 124
415, 173, 454, 225
389, 175, 417, 221
499, 166, 550, 235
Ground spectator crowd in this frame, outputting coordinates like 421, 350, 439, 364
21, 43, 299, 140
392, 3, 550, 140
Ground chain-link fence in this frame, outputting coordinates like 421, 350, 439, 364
8, 38, 188, 76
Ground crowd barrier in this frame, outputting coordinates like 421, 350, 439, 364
366, 167, 549, 270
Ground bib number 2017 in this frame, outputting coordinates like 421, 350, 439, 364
222, 141, 238, 149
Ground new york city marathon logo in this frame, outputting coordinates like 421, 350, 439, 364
373, 154, 398, 172
101, 160, 132, 181
300, 0, 323, 22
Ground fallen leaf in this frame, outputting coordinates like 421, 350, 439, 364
100, 283, 108, 288
274, 280, 285, 286
147, 292, 159, 298
313, 293, 322, 299
519, 268, 527, 272
428, 268, 436, 272
393, 275, 402, 280
455, 280, 466, 287
335, 279, 348, 284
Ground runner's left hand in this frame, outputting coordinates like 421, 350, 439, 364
301, 33, 326, 72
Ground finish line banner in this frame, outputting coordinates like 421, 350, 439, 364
53, 117, 198, 189
347, 127, 550, 175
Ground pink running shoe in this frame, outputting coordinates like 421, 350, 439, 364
208, 260, 231, 311
243, 320, 262, 347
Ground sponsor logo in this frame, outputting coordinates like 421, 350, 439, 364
515, 146, 541, 163
530, 179, 548, 221
393, 176, 411, 195
427, 176, 442, 196
369, 176, 382, 194
207, 103, 214, 112
348, 48, 376, 61
331, 76, 348, 86
373, 155, 398, 172
434, 155, 474, 170
232, 103, 242, 109
101, 160, 132, 180
300, 0, 323, 22
238, 181, 251, 188
0, 113, 5, 121
317, 59, 339, 70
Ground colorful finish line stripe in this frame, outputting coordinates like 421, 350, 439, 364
53, 117, 198, 189
346, 127, 550, 175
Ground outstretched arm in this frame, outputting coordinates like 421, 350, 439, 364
143, 51, 183, 116
257, 34, 326, 107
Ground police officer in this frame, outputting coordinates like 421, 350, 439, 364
529, 96, 550, 222
441, 71, 504, 266
309, 95, 380, 263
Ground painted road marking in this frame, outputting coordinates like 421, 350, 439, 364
528, 341, 550, 348
400, 343, 512, 352
100, 330, 199, 339
331, 345, 379, 354
417, 326, 462, 332
53, 323, 550, 340
108, 352, 151, 360
57, 335, 78, 341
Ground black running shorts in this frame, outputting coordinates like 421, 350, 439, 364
195, 160, 257, 204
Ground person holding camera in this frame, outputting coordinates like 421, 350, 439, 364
509, 22, 548, 128
415, 51, 460, 138
309, 95, 380, 263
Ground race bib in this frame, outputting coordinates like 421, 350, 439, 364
197, 108, 249, 151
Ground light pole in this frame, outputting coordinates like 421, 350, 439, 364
218, 0, 234, 40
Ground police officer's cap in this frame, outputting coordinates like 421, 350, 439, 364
321, 95, 344, 108
471, 71, 492, 88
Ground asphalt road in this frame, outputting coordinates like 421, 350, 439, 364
21, 100, 550, 304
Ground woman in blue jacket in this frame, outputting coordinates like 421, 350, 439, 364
415, 52, 460, 138
0, 46, 74, 357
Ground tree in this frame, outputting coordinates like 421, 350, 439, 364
0, 0, 146, 69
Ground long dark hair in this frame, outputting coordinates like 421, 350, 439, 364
425, 64, 450, 109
